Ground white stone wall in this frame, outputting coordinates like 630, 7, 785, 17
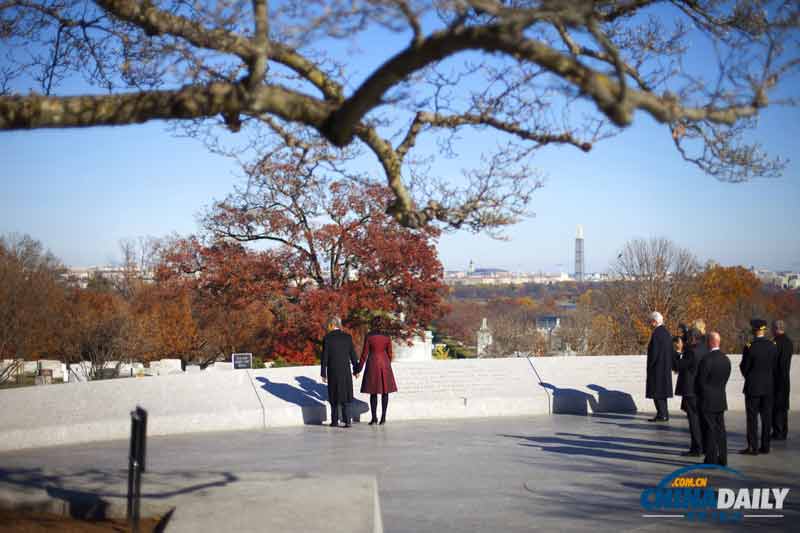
1, 354, 797, 451
529, 354, 800, 415
0, 370, 262, 452
250, 357, 548, 427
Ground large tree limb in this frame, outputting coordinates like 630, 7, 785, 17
0, 82, 331, 129
322, 20, 768, 146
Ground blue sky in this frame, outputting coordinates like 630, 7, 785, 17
1, 8, 799, 273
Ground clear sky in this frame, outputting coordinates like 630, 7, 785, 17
1, 9, 799, 274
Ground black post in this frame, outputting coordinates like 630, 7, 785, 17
127, 406, 148, 533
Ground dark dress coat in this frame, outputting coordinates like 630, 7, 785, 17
357, 332, 398, 395
675, 349, 697, 396
696, 349, 731, 413
321, 329, 359, 405
676, 343, 708, 397
774, 334, 794, 410
740, 336, 778, 397
646, 324, 674, 399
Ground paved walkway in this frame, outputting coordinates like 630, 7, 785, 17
1, 412, 798, 532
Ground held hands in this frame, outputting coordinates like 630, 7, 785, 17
353, 373, 360, 378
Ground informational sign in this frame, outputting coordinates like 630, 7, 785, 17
232, 352, 253, 370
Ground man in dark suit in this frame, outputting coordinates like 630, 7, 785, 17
675, 328, 707, 456
739, 319, 778, 455
696, 331, 731, 466
771, 319, 794, 441
320, 316, 359, 428
646, 311, 673, 422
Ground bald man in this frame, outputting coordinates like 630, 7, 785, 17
696, 332, 731, 466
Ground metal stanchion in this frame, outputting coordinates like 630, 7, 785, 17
127, 406, 148, 533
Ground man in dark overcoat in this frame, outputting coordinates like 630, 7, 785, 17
646, 311, 673, 422
675, 328, 707, 455
696, 332, 731, 466
739, 319, 778, 455
771, 319, 794, 441
321, 316, 359, 428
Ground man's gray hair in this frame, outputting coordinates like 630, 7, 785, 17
650, 311, 664, 326
773, 319, 786, 332
327, 316, 343, 330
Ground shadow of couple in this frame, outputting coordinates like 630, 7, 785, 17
256, 376, 369, 423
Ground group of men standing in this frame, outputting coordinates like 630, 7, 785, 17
646, 312, 794, 466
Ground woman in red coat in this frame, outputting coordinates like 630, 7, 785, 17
357, 317, 398, 425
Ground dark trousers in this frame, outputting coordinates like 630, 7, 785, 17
653, 398, 668, 419
702, 410, 727, 466
745, 395, 773, 451
330, 402, 352, 425
682, 397, 703, 452
698, 405, 709, 452
772, 408, 788, 439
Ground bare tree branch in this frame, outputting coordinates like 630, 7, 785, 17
0, 0, 797, 233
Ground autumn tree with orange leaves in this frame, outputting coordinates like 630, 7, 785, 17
687, 265, 766, 352
159, 150, 447, 364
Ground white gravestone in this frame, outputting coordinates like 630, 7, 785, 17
157, 358, 183, 375
67, 363, 90, 382
392, 331, 433, 362
38, 360, 63, 380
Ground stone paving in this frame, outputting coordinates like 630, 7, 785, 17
1, 412, 798, 532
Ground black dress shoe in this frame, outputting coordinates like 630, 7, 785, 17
368, 419, 378, 426
329, 422, 339, 427
739, 448, 758, 455
379, 418, 386, 425
648, 416, 669, 422
758, 447, 769, 454
681, 450, 702, 457
344, 423, 352, 428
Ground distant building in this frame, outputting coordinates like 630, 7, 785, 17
574, 224, 584, 282
64, 265, 154, 289
444, 268, 574, 286
535, 316, 561, 333
750, 267, 800, 289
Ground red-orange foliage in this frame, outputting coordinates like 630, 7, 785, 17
159, 172, 447, 364
687, 265, 761, 352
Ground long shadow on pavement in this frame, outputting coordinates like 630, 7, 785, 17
0, 467, 239, 500
555, 432, 687, 450
593, 420, 691, 434
503, 435, 683, 456
500, 434, 695, 468
593, 419, 746, 439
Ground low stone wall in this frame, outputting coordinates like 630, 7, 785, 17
252, 358, 549, 426
0, 354, 797, 451
535, 354, 726, 415
0, 371, 263, 452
